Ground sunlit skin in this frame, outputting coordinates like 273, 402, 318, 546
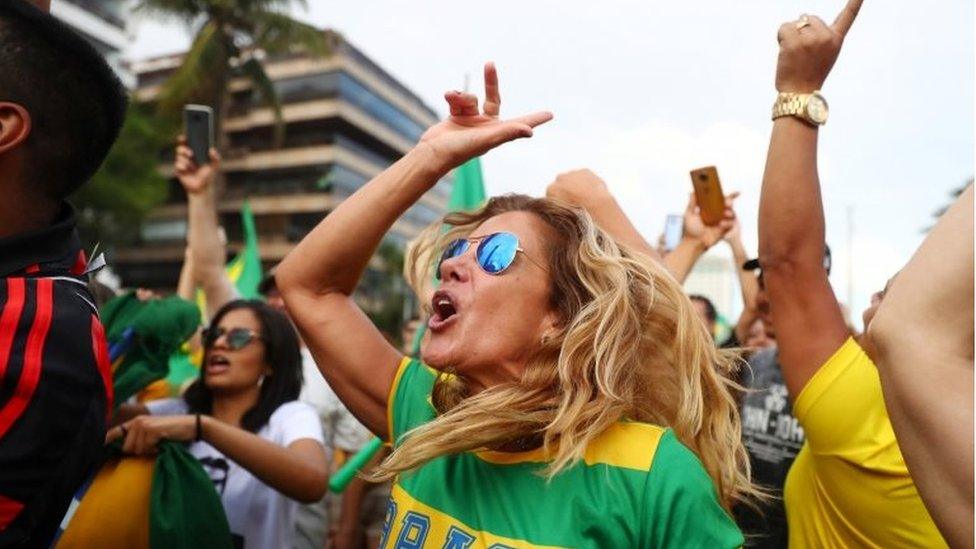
424, 211, 558, 393
205, 308, 272, 395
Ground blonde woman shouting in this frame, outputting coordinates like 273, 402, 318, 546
277, 64, 752, 548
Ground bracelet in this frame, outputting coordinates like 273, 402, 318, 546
195, 414, 203, 442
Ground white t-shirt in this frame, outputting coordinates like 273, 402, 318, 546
293, 348, 375, 549
147, 398, 324, 549
299, 347, 374, 452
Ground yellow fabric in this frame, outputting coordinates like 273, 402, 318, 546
56, 457, 154, 549
475, 421, 665, 471
784, 337, 947, 548
137, 379, 172, 403
386, 356, 413, 444
386, 484, 563, 549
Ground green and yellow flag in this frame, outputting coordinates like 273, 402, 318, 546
226, 200, 263, 299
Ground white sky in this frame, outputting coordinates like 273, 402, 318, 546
128, 1, 974, 328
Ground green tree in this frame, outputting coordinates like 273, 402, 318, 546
136, 0, 329, 145
71, 104, 172, 252
364, 240, 410, 345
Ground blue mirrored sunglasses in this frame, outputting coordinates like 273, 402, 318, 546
436, 232, 546, 280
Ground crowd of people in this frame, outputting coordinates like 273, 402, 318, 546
0, 0, 973, 547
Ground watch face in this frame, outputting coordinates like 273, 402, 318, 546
806, 94, 829, 124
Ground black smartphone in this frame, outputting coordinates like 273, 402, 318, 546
183, 105, 214, 165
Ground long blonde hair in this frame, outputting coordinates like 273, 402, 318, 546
373, 194, 755, 510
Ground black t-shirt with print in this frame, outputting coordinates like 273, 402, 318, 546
734, 347, 805, 548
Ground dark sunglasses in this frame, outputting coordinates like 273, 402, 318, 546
436, 232, 547, 280
201, 326, 264, 350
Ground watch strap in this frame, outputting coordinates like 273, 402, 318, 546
771, 92, 809, 120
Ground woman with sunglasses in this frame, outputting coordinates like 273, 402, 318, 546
107, 300, 329, 549
276, 63, 752, 547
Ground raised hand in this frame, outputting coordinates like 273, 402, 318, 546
174, 135, 221, 195
722, 216, 743, 245
546, 169, 611, 208
775, 0, 864, 92
684, 191, 739, 249
419, 63, 553, 174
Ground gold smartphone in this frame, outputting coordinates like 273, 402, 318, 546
689, 166, 725, 226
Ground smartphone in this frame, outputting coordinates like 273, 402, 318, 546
689, 166, 726, 226
183, 105, 214, 165
663, 214, 683, 251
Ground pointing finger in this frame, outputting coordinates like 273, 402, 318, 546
832, 0, 864, 37
508, 111, 553, 129
483, 62, 501, 117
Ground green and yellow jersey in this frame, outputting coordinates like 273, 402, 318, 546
380, 357, 743, 548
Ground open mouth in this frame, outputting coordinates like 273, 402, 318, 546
428, 290, 458, 332
206, 354, 231, 375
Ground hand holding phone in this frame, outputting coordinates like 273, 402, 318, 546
689, 166, 726, 226
183, 105, 214, 166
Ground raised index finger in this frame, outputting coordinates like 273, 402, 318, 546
832, 0, 864, 37
483, 62, 501, 117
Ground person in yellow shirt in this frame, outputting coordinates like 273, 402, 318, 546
756, 0, 947, 546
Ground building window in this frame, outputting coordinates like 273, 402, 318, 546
287, 212, 326, 242
273, 72, 340, 103
141, 219, 187, 243
337, 73, 426, 141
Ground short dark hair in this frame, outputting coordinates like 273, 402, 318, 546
689, 294, 718, 324
184, 300, 304, 433
0, 0, 127, 201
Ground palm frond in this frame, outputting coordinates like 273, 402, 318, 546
248, 10, 329, 57
132, 0, 202, 24
238, 0, 307, 12
239, 57, 285, 147
157, 20, 228, 115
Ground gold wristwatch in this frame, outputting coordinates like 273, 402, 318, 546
771, 91, 829, 126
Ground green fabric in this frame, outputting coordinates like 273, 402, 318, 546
150, 441, 233, 549
447, 156, 486, 212
196, 201, 263, 319
163, 349, 201, 396
226, 200, 263, 299
386, 359, 743, 548
101, 293, 201, 404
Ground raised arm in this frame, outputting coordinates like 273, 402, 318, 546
174, 139, 238, 320
757, 0, 862, 397
545, 169, 662, 261
175, 246, 196, 301
723, 220, 761, 345
275, 63, 552, 439
665, 193, 738, 284
866, 185, 974, 547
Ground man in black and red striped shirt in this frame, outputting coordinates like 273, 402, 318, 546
0, 1, 127, 546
